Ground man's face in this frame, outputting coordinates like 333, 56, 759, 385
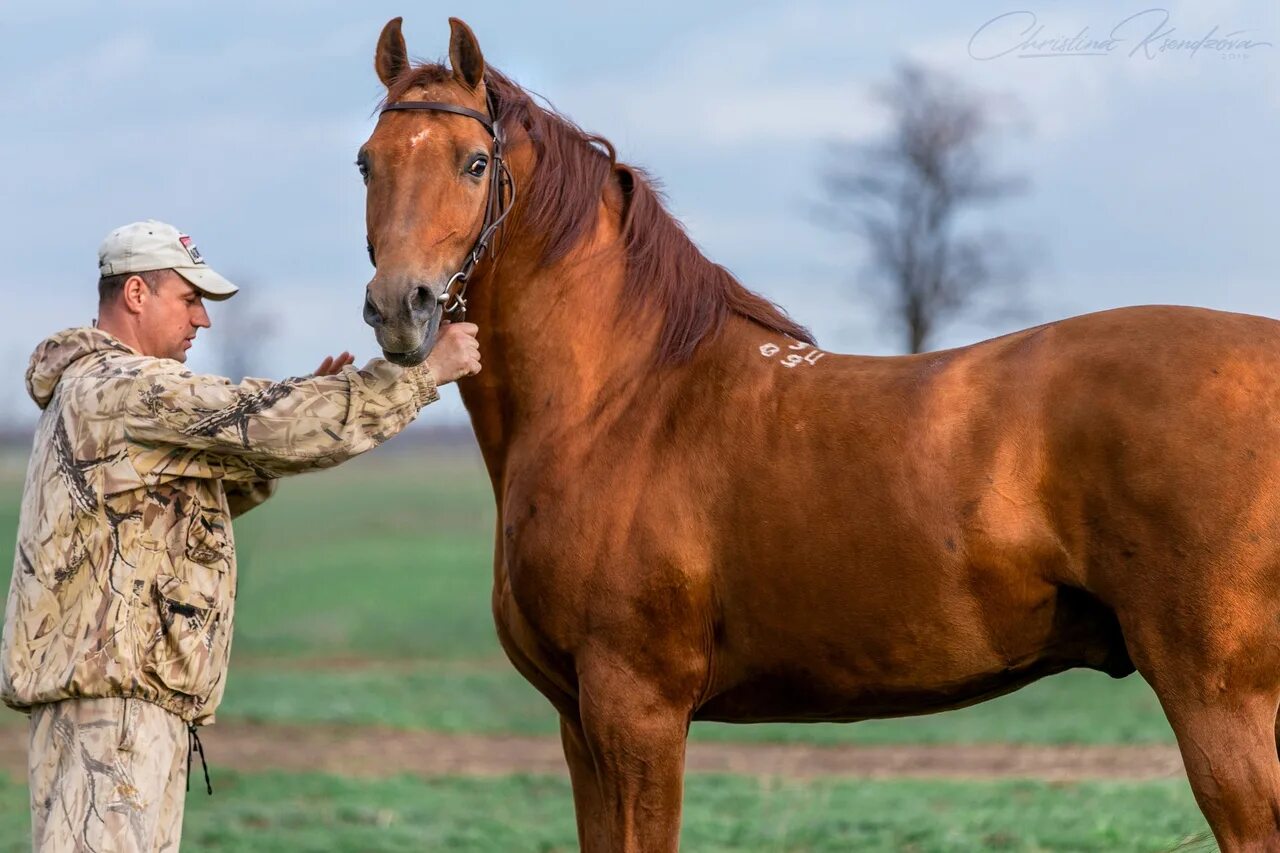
137, 271, 212, 362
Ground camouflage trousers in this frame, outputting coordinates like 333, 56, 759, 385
28, 698, 189, 852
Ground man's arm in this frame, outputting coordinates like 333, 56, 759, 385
121, 323, 480, 481
218, 352, 354, 514
123, 359, 438, 479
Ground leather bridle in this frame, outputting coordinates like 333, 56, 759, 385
372, 89, 516, 319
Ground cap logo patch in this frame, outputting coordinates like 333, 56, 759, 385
179, 234, 204, 265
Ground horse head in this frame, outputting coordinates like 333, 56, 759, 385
360, 17, 503, 366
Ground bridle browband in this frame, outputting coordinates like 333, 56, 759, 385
374, 89, 516, 319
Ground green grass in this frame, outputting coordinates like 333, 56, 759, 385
229, 448, 498, 661
0, 447, 1177, 745
0, 454, 20, 562
0, 770, 1212, 852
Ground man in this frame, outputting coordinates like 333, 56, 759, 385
0, 220, 479, 851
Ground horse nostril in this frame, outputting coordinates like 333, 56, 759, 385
409, 286, 433, 316
363, 290, 383, 328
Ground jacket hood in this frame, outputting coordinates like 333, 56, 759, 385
26, 327, 136, 410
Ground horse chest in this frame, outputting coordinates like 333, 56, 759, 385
493, 506, 600, 640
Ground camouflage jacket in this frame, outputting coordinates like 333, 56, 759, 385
1, 327, 438, 723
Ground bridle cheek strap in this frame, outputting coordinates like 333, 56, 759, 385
374, 91, 516, 320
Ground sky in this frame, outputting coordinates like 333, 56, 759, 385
1, 0, 1276, 425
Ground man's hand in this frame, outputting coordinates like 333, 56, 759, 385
423, 322, 481, 385
314, 352, 355, 376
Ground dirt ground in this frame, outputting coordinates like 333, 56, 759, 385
0, 719, 1186, 782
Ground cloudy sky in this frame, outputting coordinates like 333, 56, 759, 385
1, 0, 1276, 424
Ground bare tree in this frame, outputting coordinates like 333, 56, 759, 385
821, 63, 1029, 353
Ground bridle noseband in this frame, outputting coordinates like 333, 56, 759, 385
373, 90, 516, 319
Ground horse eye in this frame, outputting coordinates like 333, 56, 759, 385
356, 155, 370, 184
366, 239, 376, 268
467, 155, 488, 178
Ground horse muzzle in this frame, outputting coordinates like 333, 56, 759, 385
363, 280, 444, 366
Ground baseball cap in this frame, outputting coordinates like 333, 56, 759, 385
98, 220, 239, 300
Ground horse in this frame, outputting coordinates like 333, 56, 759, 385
358, 16, 1280, 851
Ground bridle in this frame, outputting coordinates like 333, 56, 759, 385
372, 88, 516, 319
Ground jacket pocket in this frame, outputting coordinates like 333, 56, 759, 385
135, 498, 234, 703
143, 565, 228, 701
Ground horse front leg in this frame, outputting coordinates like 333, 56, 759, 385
570, 657, 694, 853
560, 715, 610, 851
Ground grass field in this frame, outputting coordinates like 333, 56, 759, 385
0, 770, 1210, 852
0, 444, 1211, 850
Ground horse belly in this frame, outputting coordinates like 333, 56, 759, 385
694, 582, 1133, 724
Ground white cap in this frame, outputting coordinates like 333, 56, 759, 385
98, 220, 238, 300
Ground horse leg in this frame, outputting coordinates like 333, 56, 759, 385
1127, 597, 1280, 851
572, 665, 691, 853
1162, 688, 1280, 851
560, 715, 609, 852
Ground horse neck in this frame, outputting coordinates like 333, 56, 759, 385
453, 137, 806, 489
456, 200, 662, 486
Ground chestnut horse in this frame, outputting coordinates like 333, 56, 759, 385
360, 17, 1280, 851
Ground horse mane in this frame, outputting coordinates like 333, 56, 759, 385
385, 64, 815, 364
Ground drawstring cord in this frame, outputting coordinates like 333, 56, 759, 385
187, 723, 213, 795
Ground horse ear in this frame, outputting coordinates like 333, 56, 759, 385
448, 17, 485, 91
375, 17, 409, 89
